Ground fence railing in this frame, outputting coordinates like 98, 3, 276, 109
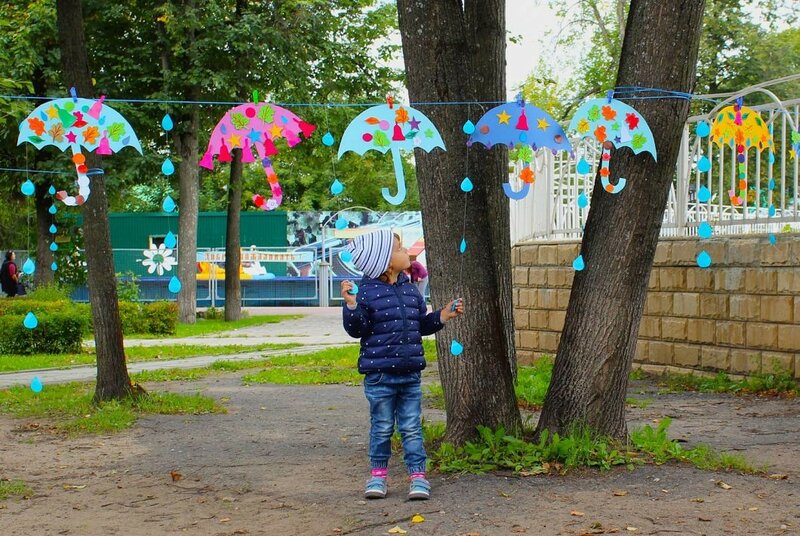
511, 86, 800, 244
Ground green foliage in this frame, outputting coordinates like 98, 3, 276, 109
116, 271, 140, 302
0, 479, 32, 500
0, 311, 88, 354
429, 419, 756, 475
118, 301, 178, 335
24, 284, 73, 302
653, 370, 799, 396
0, 382, 226, 436
201, 306, 224, 320
129, 314, 301, 339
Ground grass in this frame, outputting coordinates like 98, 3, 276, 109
0, 343, 300, 373
652, 370, 799, 397
427, 417, 756, 475
127, 314, 303, 339
0, 382, 226, 436
0, 479, 32, 500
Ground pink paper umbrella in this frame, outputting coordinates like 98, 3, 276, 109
200, 102, 315, 210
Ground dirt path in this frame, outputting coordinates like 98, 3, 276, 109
1, 373, 798, 536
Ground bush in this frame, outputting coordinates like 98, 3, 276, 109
144, 301, 178, 335
118, 301, 148, 334
0, 312, 88, 354
26, 284, 73, 302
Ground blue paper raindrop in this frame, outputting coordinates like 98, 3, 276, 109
768, 152, 775, 164
576, 159, 591, 175
23, 312, 38, 329
168, 276, 182, 294
698, 222, 713, 239
21, 179, 35, 196
697, 156, 711, 173
49, 224, 57, 234
460, 177, 474, 193
768, 179, 775, 190
22, 258, 35, 275
697, 186, 711, 203
48, 204, 57, 215
769, 234, 777, 245
330, 178, 344, 195
450, 340, 464, 356
462, 120, 475, 135
162, 195, 177, 213
161, 158, 175, 176
161, 114, 174, 131
769, 205, 776, 217
51, 262, 58, 271
459, 238, 467, 253
695, 121, 710, 138
340, 250, 353, 263
48, 185, 56, 195
335, 217, 348, 230
697, 250, 712, 268
30, 376, 43, 393
164, 231, 177, 248
577, 192, 589, 209
322, 132, 335, 146
518, 132, 528, 143
49, 242, 58, 252
572, 255, 585, 271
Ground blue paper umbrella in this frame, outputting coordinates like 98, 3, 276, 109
18, 94, 142, 206
468, 100, 573, 200
338, 99, 445, 205
567, 97, 657, 194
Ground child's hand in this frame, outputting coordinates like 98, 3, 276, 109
441, 298, 464, 322
341, 280, 357, 307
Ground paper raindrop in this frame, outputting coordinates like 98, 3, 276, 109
697, 186, 711, 203
697, 250, 712, 268
168, 276, 182, 293
459, 238, 467, 254
161, 114, 174, 131
161, 158, 175, 176
460, 177, 474, 192
162, 195, 177, 213
31, 376, 43, 393
322, 132, 335, 146
22, 258, 35, 275
572, 255, 585, 271
330, 178, 344, 195
576, 159, 591, 175
450, 340, 464, 356
164, 231, 177, 248
23, 312, 39, 329
21, 179, 35, 196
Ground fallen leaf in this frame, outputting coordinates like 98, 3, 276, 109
333, 529, 342, 533
769, 473, 788, 480
387, 527, 407, 534
170, 470, 182, 482
233, 530, 247, 535
691, 497, 705, 503
63, 484, 86, 490
748, 507, 759, 511
613, 490, 628, 496
499, 491, 511, 498
220, 517, 231, 523
626, 528, 637, 532
411, 514, 424, 523
716, 481, 732, 490
698, 517, 712, 522
571, 511, 585, 517
511, 525, 527, 533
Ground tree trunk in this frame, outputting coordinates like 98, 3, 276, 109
34, 182, 55, 288
175, 100, 200, 324
224, 149, 243, 321
536, 0, 706, 440
56, 0, 132, 402
397, 0, 521, 444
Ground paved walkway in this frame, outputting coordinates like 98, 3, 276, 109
0, 307, 356, 389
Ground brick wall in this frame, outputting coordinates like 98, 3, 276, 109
512, 235, 800, 379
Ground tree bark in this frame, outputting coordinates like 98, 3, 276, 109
536, 0, 706, 440
175, 99, 200, 324
397, 0, 521, 444
224, 149, 243, 321
33, 182, 55, 288
56, 0, 133, 402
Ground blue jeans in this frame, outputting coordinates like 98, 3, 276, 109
363, 371, 427, 474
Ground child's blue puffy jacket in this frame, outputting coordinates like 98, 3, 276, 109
343, 271, 443, 374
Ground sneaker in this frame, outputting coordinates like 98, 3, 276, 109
364, 476, 387, 499
408, 477, 430, 500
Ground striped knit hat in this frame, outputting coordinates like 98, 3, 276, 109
345, 229, 394, 279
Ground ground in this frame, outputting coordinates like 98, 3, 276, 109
1, 309, 798, 535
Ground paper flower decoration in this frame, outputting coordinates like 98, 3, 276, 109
338, 97, 445, 205
18, 92, 142, 206
568, 97, 657, 194
201, 102, 315, 211
141, 243, 177, 276
468, 99, 572, 200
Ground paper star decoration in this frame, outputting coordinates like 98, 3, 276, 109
497, 110, 511, 125
536, 118, 550, 130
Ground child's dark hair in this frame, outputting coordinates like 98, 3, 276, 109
4, 251, 12, 261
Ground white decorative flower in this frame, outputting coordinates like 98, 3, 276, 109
141, 243, 177, 276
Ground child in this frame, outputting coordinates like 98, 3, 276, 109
341, 229, 464, 500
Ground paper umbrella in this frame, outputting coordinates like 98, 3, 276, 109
200, 102, 316, 211
18, 92, 142, 206
710, 98, 773, 206
338, 98, 445, 205
568, 96, 657, 194
467, 99, 573, 200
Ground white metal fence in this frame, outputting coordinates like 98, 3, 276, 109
511, 84, 800, 244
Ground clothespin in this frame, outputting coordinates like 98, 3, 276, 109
606, 89, 614, 104
252, 89, 259, 103
386, 95, 394, 109
735, 96, 743, 110
70, 87, 78, 103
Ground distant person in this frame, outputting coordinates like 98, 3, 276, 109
0, 251, 20, 297
340, 229, 464, 501
408, 256, 428, 298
